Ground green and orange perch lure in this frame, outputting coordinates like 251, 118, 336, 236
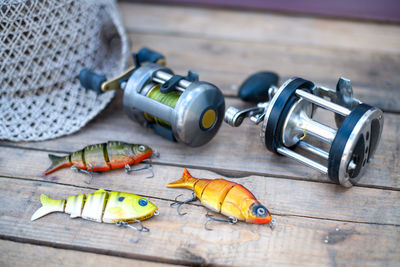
44, 141, 157, 183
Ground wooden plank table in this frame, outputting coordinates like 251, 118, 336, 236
1, 3, 399, 266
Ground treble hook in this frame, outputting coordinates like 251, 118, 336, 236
152, 149, 160, 158
125, 163, 154, 178
170, 192, 197, 216
204, 212, 238, 231
71, 164, 99, 184
116, 219, 150, 243
146, 158, 155, 179
268, 218, 276, 230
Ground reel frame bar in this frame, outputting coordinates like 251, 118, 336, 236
295, 89, 351, 116
297, 141, 329, 160
277, 147, 328, 174
303, 119, 337, 144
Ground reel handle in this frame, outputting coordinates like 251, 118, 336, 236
79, 68, 106, 94
79, 47, 167, 94
238, 71, 279, 102
133, 47, 166, 67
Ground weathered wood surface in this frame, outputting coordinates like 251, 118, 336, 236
0, 178, 399, 266
2, 96, 399, 189
1, 146, 399, 225
120, 3, 400, 112
0, 240, 174, 267
1, 2, 399, 266
120, 3, 400, 53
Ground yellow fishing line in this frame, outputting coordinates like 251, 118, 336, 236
299, 118, 313, 141
144, 85, 181, 126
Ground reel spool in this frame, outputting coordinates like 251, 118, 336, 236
225, 72, 384, 187
80, 48, 225, 147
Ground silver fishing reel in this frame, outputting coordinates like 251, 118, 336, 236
80, 48, 225, 147
225, 72, 384, 187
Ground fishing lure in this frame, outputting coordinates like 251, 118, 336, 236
31, 189, 159, 242
168, 169, 275, 229
44, 141, 156, 183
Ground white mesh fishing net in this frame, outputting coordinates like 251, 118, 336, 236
0, 0, 129, 141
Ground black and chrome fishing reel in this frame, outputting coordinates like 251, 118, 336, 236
80, 48, 225, 147
225, 72, 384, 187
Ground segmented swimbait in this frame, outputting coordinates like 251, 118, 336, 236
167, 169, 273, 225
31, 189, 158, 223
44, 141, 154, 175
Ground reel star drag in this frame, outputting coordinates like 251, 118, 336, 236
224, 72, 384, 187
80, 48, 225, 147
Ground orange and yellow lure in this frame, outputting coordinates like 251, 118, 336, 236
167, 169, 275, 228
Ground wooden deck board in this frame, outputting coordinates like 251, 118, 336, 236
1, 178, 399, 266
1, 2, 399, 266
0, 240, 175, 267
121, 3, 400, 112
0, 147, 399, 225
120, 3, 400, 53
1, 97, 399, 189
127, 33, 400, 112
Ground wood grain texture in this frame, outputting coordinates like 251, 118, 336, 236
120, 3, 400, 111
128, 33, 400, 112
120, 3, 400, 53
1, 97, 399, 189
0, 240, 174, 267
0, 146, 399, 225
0, 178, 399, 266
136, 0, 400, 22
1, 3, 399, 265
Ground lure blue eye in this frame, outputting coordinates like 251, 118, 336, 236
252, 204, 267, 217
138, 199, 148, 206
118, 197, 125, 202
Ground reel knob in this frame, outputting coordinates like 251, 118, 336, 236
225, 73, 384, 187
79, 69, 106, 94
238, 71, 279, 102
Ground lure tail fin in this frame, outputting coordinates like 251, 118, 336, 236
167, 168, 198, 189
31, 194, 66, 221
44, 154, 71, 175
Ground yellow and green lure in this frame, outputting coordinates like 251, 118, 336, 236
31, 189, 158, 230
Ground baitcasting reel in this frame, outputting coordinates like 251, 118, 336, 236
80, 48, 225, 147
225, 72, 384, 187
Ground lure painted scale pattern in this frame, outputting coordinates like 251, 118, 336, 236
167, 169, 272, 224
44, 141, 153, 175
31, 189, 158, 223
